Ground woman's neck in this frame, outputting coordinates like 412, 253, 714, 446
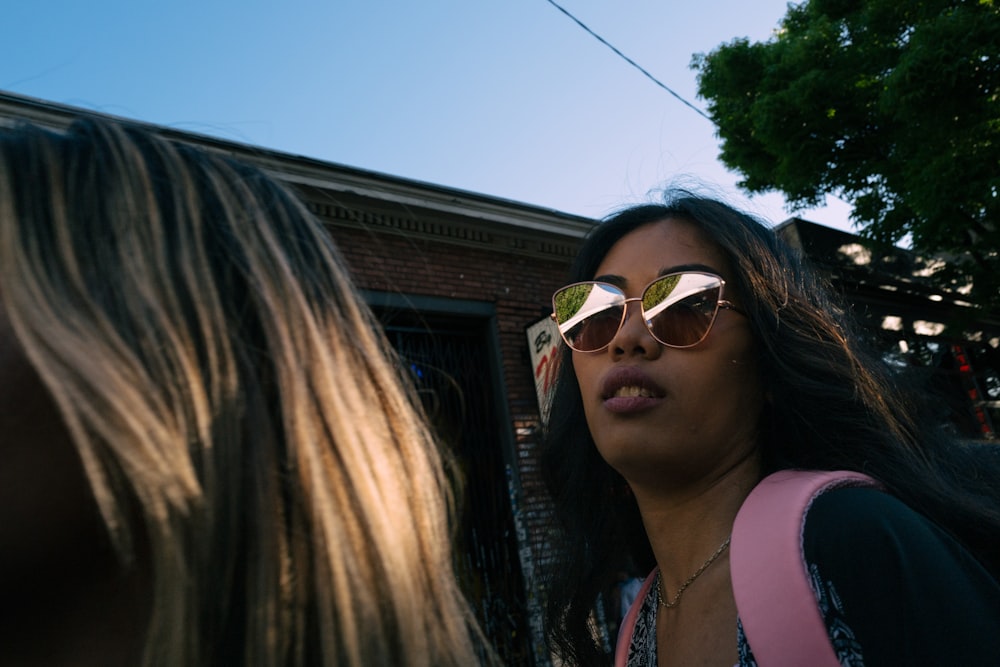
630, 452, 761, 588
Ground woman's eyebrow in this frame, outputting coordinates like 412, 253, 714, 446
658, 263, 722, 276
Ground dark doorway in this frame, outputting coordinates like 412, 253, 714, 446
374, 303, 534, 665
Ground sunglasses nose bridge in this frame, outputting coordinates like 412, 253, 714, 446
621, 296, 644, 307
614, 296, 651, 339
619, 295, 644, 318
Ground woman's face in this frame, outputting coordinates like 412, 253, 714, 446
571, 218, 765, 489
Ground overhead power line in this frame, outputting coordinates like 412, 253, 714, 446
544, 0, 712, 122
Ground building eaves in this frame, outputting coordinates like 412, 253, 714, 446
0, 90, 597, 241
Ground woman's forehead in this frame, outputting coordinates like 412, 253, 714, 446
594, 218, 733, 282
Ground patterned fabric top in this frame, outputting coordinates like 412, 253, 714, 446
623, 578, 745, 667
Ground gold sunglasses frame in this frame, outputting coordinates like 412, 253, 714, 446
550, 271, 744, 353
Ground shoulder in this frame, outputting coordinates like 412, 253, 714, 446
802, 485, 996, 602
804, 486, 939, 553
801, 485, 1000, 664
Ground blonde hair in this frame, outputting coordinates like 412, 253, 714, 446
0, 118, 492, 666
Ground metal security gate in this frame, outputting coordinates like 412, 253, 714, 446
375, 305, 534, 665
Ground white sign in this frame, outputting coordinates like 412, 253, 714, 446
526, 316, 562, 425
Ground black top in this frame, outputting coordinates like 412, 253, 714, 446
792, 487, 1000, 665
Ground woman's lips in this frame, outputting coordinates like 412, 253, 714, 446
604, 394, 662, 413
601, 366, 665, 414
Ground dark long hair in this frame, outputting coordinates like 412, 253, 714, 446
540, 194, 1000, 666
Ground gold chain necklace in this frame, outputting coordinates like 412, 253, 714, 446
656, 535, 731, 609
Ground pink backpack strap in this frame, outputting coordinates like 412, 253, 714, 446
614, 568, 658, 667
731, 469, 880, 667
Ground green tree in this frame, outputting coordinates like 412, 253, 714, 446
693, 0, 1000, 314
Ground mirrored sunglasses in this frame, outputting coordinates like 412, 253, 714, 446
550, 271, 743, 352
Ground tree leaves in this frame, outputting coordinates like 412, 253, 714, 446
693, 0, 1000, 313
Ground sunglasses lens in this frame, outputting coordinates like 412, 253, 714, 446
553, 282, 626, 352
643, 274, 722, 347
572, 306, 626, 351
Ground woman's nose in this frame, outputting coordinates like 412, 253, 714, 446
609, 300, 661, 359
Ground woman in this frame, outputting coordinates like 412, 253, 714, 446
541, 194, 1000, 665
0, 117, 494, 666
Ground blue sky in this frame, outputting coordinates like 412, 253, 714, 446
2, 0, 855, 231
